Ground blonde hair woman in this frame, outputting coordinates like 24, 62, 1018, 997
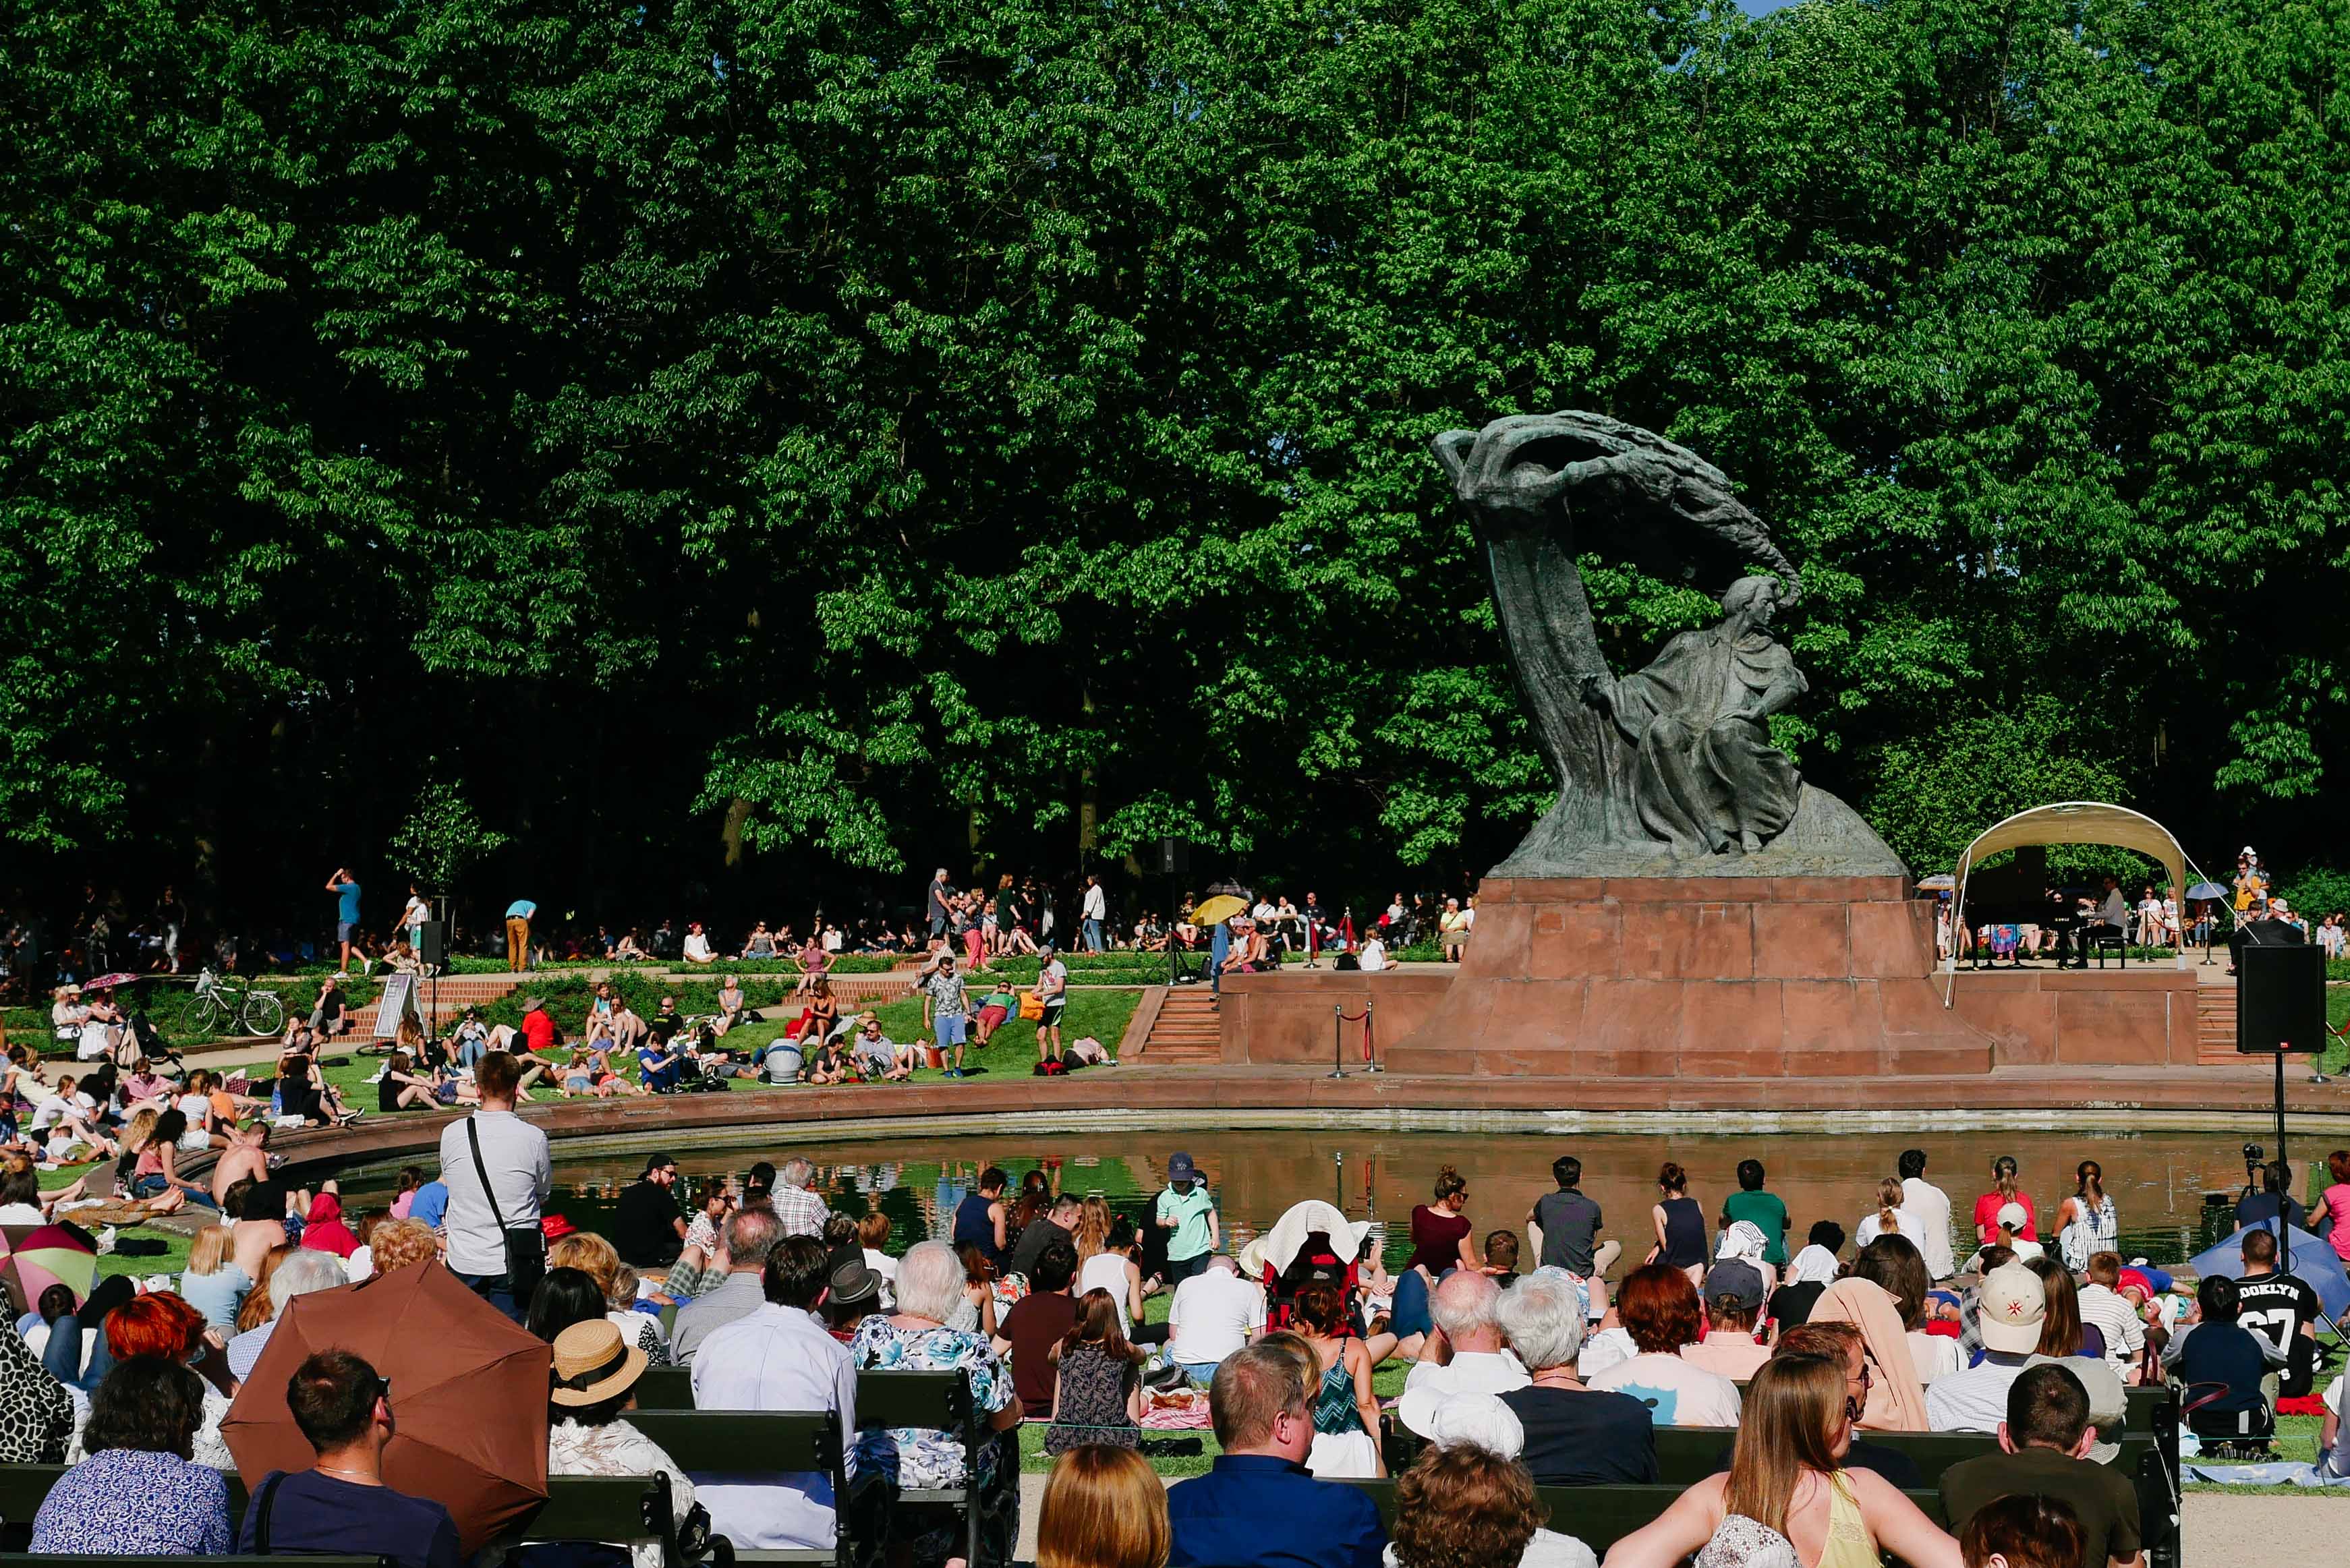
1074, 1195, 1114, 1262
1856, 1178, 1914, 1248
1601, 1356, 1959, 1568
549, 1230, 672, 1366
178, 1223, 252, 1330
1036, 1444, 1168, 1568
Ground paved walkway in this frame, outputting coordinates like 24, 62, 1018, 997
2183, 1490, 2349, 1565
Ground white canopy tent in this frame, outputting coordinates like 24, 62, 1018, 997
1943, 801, 2209, 997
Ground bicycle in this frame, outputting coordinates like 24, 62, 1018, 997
184, 967, 285, 1039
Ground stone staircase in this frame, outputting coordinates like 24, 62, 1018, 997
1124, 984, 1223, 1065
2195, 981, 2239, 1065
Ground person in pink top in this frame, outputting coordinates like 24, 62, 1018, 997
2321, 1151, 2350, 1262
1682, 1262, 1772, 1381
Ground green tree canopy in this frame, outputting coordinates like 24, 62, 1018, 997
3, 0, 2345, 927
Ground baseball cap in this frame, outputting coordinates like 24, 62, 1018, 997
1978, 1261, 2048, 1354
1703, 1260, 1766, 1310
1996, 1200, 2028, 1230
641, 1153, 679, 1177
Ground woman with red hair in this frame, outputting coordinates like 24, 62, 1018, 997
1586, 1264, 1743, 1426
67, 1290, 240, 1472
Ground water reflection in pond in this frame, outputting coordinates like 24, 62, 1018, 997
341, 1126, 2274, 1267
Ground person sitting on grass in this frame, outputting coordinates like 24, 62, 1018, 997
377, 1050, 453, 1113
803, 1036, 851, 1086
850, 1014, 915, 1082
636, 1030, 685, 1094
971, 983, 1021, 1046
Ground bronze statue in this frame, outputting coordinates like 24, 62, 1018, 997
1431, 411, 1903, 878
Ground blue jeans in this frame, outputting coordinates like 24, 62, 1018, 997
130, 1174, 218, 1208
1083, 919, 1104, 952
456, 1037, 487, 1069
454, 1269, 525, 1324
42, 1314, 111, 1392
641, 1059, 681, 1092
1389, 1268, 1435, 1339
1178, 1359, 1223, 1387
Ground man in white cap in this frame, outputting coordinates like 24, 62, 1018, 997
1927, 1261, 2121, 1457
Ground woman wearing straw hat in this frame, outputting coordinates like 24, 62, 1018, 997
544, 1318, 696, 1568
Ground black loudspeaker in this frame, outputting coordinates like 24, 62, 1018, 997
1156, 838, 1190, 875
2238, 942, 2324, 1053
417, 921, 448, 967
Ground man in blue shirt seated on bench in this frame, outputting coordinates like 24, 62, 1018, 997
237, 1348, 461, 1568
1166, 1341, 1386, 1568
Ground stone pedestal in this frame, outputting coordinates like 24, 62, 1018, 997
1379, 877, 1996, 1078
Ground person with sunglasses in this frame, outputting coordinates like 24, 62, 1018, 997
238, 1349, 460, 1568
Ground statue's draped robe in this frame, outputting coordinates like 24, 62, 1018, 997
1602, 626, 1804, 856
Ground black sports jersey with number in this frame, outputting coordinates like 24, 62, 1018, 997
2235, 1272, 2322, 1397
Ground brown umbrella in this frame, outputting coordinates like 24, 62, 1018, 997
221, 1260, 551, 1552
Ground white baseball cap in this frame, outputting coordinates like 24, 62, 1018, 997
1978, 1261, 2047, 1354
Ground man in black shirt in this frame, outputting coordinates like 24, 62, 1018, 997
1527, 1155, 1613, 1279
1941, 1365, 2142, 1568
2233, 1225, 2322, 1397
1008, 1194, 1082, 1279
613, 1153, 687, 1267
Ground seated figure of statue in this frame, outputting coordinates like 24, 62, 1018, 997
1581, 575, 1805, 856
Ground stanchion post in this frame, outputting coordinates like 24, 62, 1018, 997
1365, 999, 1382, 1073
1329, 1004, 1346, 1080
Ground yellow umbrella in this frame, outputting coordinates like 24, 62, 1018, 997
1191, 894, 1249, 926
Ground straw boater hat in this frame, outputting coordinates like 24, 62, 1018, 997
548, 1318, 649, 1407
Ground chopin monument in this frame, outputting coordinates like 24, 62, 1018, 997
1382, 412, 1987, 1079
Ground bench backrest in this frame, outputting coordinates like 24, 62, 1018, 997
1649, 1426, 2161, 1487
637, 1366, 693, 1409
517, 1473, 674, 1545
628, 1408, 842, 1474
855, 1368, 973, 1435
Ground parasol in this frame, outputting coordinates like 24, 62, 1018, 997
2185, 881, 2230, 902
0, 1221, 98, 1315
1190, 895, 1249, 927
2189, 1223, 2350, 1322
1915, 874, 1955, 892
81, 972, 140, 991
223, 1259, 551, 1552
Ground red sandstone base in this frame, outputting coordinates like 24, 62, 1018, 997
1215, 878, 2202, 1077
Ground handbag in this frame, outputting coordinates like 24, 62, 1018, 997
466, 1114, 547, 1303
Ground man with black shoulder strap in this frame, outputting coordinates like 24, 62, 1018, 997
238, 1347, 461, 1568
437, 1048, 550, 1322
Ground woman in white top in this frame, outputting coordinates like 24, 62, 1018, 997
545, 1319, 695, 1568
1852, 1178, 1922, 1251
1077, 1217, 1157, 1336
2052, 1160, 2119, 1274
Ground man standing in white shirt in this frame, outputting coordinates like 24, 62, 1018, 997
1398, 1271, 1529, 1434
1166, 1255, 1265, 1384
689, 1236, 857, 1552
1899, 1149, 1957, 1281
436, 1051, 551, 1322
1081, 875, 1108, 953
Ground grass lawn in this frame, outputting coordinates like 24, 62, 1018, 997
296, 987, 1145, 1112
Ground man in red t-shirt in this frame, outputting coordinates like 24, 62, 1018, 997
518, 998, 558, 1055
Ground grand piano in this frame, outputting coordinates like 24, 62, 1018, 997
1958, 846, 2086, 967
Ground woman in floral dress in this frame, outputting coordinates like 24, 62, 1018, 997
849, 1240, 1024, 1568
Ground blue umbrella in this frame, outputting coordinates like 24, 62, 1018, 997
2189, 1222, 2350, 1321
2185, 881, 2230, 901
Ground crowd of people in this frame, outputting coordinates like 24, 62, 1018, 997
11, 1111, 2318, 1568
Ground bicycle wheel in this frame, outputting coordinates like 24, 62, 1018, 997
185, 993, 223, 1038
241, 992, 284, 1037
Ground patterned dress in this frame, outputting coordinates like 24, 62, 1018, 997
0, 1324, 73, 1462
29, 1447, 233, 1555
847, 1317, 1018, 1568
1043, 1341, 1139, 1454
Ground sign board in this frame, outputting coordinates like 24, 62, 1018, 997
372, 973, 418, 1039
